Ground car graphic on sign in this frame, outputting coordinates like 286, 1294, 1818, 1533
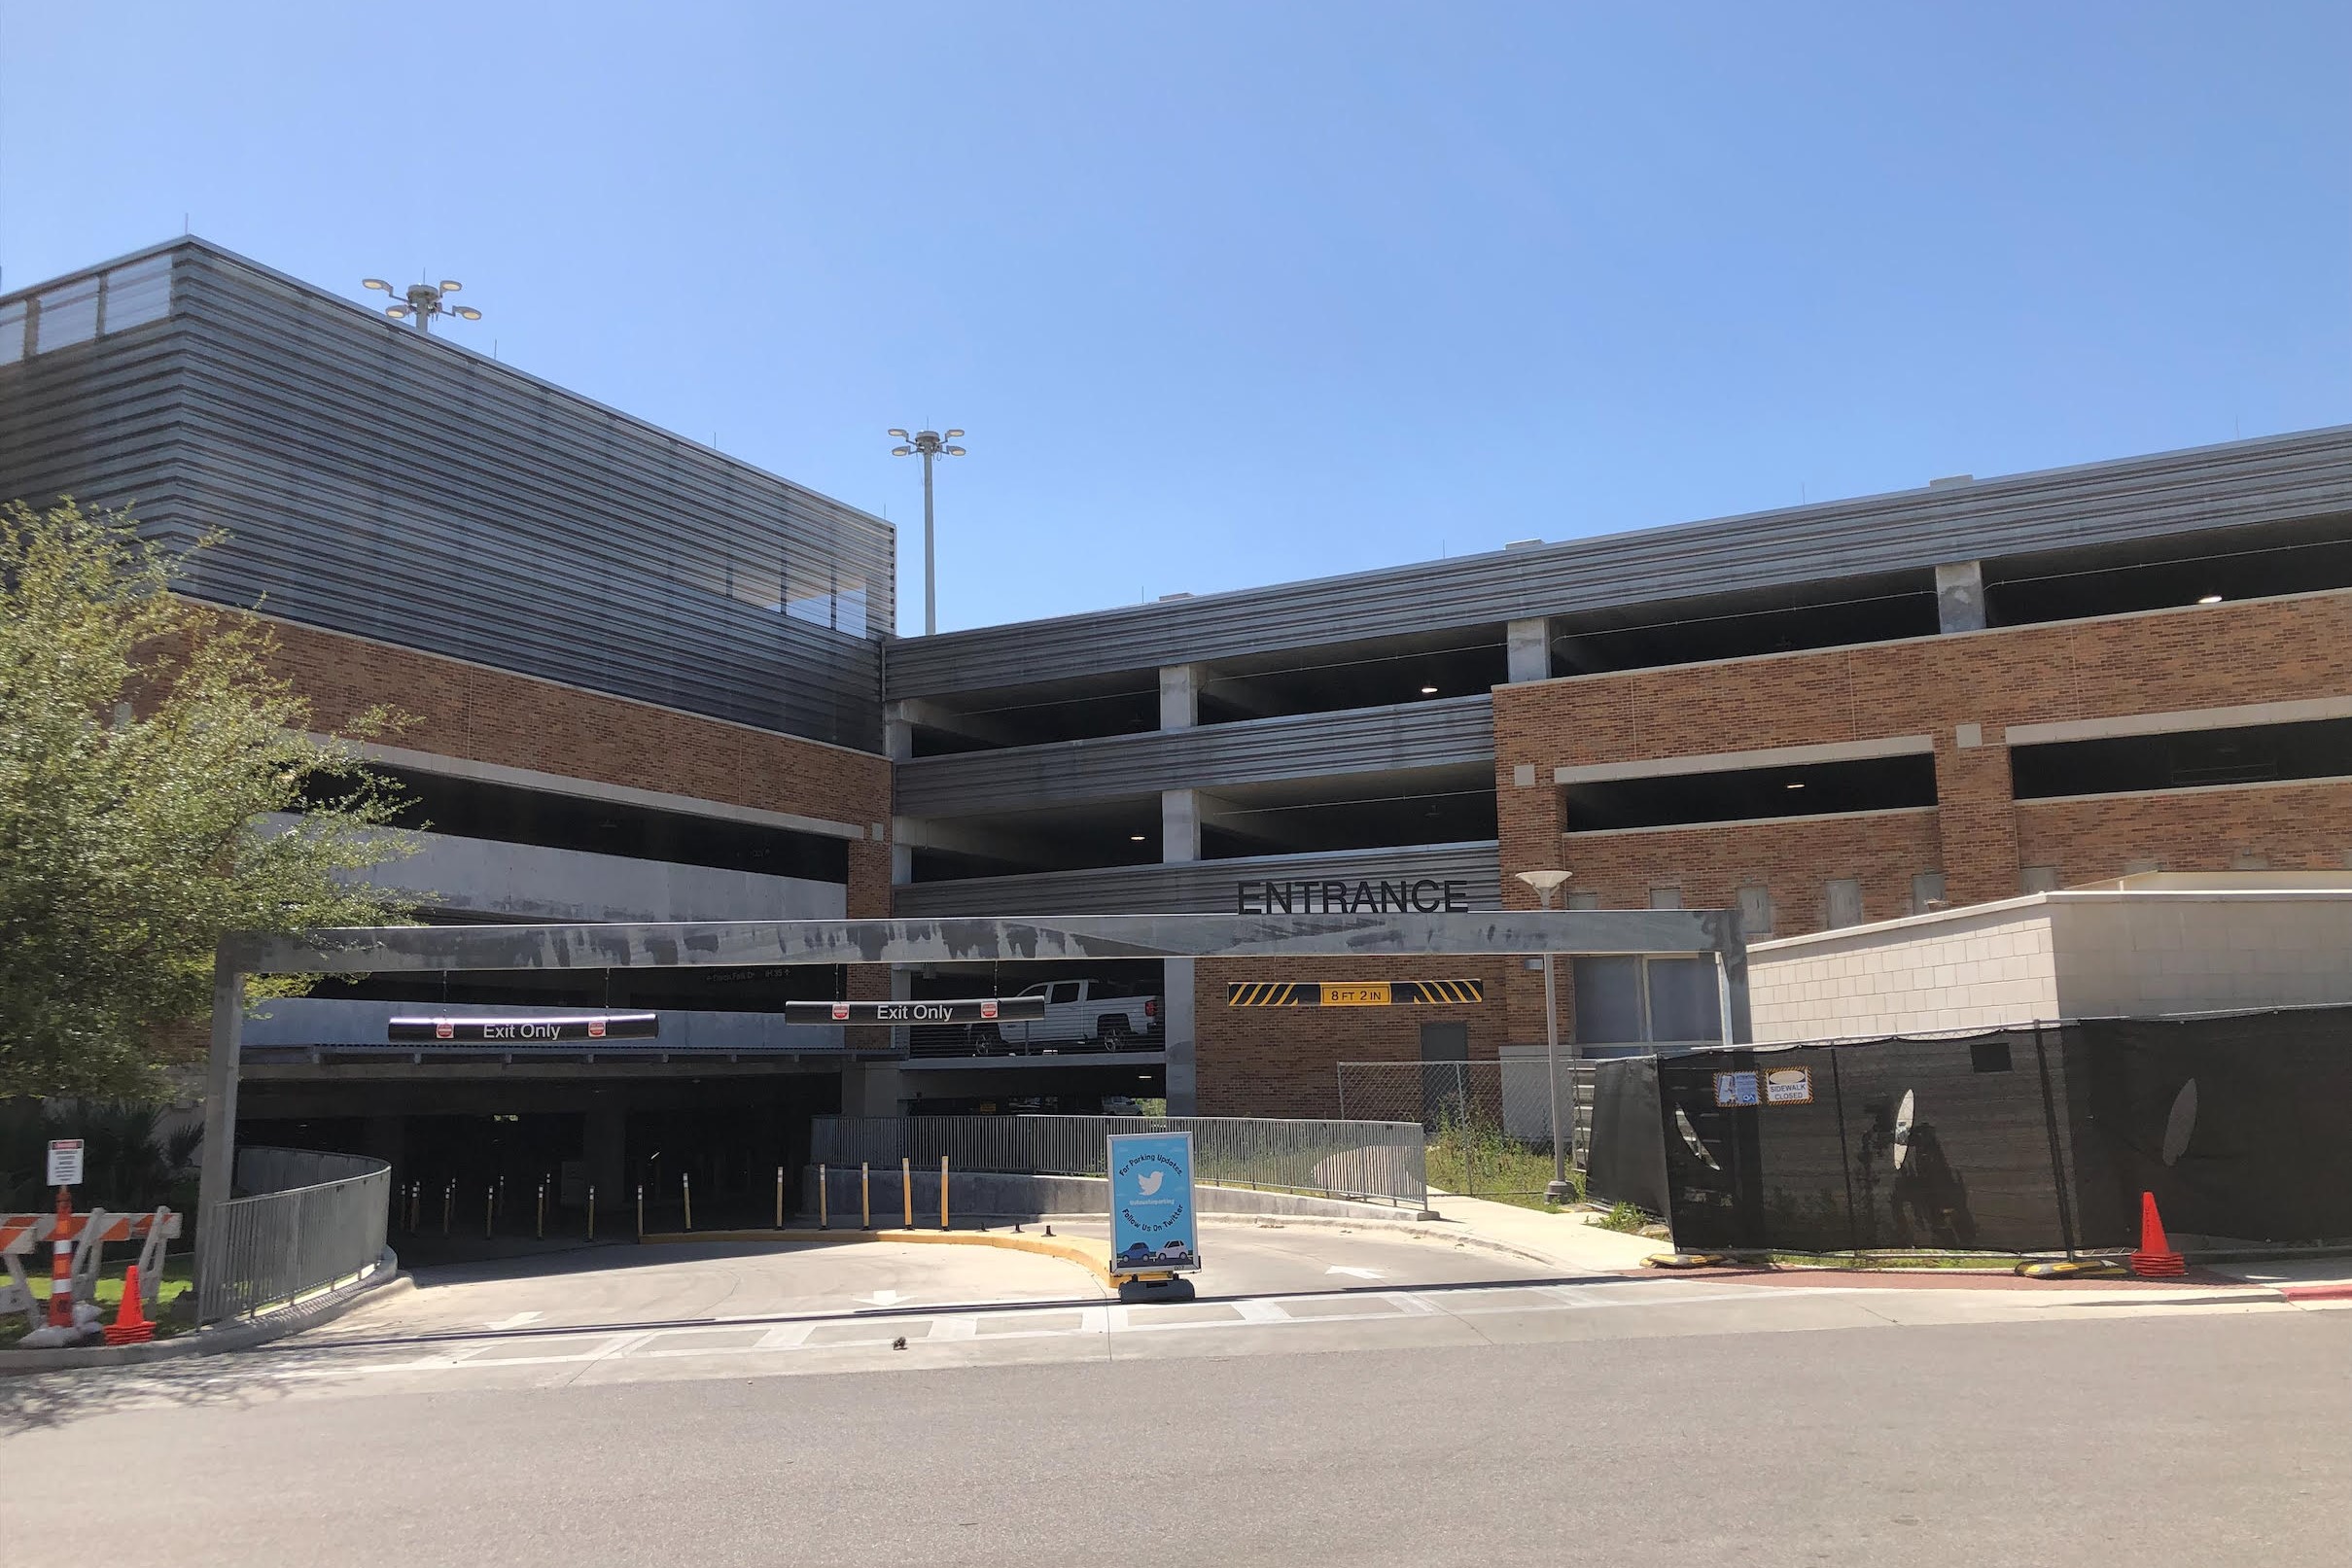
1119, 1240, 1157, 1267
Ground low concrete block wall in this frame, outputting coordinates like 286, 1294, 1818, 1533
801, 1167, 1418, 1223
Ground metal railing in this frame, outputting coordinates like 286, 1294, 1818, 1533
198, 1147, 392, 1324
811, 1115, 1427, 1207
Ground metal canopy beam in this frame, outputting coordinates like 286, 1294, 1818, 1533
196, 908, 1749, 1304
224, 909, 1740, 976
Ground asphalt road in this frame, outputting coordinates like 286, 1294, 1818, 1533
5, 1231, 2348, 1565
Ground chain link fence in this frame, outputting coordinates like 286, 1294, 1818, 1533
1336, 1059, 1597, 1205
811, 1114, 1425, 1207
198, 1147, 391, 1324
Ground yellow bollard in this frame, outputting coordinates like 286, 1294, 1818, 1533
860, 1162, 871, 1230
683, 1171, 693, 1233
901, 1157, 913, 1230
819, 1164, 829, 1231
940, 1155, 950, 1231
587, 1185, 596, 1241
776, 1165, 785, 1230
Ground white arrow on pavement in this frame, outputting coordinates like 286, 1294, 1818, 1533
1325, 1266, 1386, 1280
483, 1311, 543, 1331
857, 1290, 911, 1307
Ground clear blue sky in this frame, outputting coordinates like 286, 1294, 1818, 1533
5, 4, 2349, 634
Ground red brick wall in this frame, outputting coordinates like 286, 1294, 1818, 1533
1494, 589, 2352, 936
1195, 957, 1516, 1118
1193, 593, 2352, 1115
2015, 782, 2352, 879
248, 610, 895, 918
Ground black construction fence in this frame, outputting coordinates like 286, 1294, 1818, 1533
1586, 1006, 2352, 1256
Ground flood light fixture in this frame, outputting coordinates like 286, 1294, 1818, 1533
359, 273, 485, 334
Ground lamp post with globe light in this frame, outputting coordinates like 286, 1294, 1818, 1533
360, 276, 482, 334
889, 428, 965, 636
1517, 868, 1576, 1201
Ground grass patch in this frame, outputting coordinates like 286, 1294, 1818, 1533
1424, 1121, 1582, 1211
1, 1255, 194, 1348
1596, 1201, 1652, 1234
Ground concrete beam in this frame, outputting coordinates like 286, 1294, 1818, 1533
278, 817, 849, 924
889, 816, 1048, 869
1934, 561, 1987, 634
1506, 617, 1551, 683
1158, 664, 1200, 731
890, 698, 1024, 749
225, 908, 1747, 976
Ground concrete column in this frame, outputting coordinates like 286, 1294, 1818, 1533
891, 964, 913, 1057
1162, 958, 1198, 1115
584, 1098, 627, 1202
1162, 788, 1202, 864
883, 700, 916, 762
362, 1114, 404, 1186
842, 1061, 905, 1117
1159, 663, 1201, 730
1506, 617, 1551, 683
1934, 561, 1987, 634
889, 819, 915, 886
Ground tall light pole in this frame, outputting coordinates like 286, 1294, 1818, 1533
361, 276, 483, 334
1517, 868, 1575, 1203
889, 427, 965, 636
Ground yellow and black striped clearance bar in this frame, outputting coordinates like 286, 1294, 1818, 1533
1227, 979, 1487, 1007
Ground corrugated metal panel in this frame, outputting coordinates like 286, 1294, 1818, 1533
887, 423, 2352, 697
895, 694, 1494, 816
891, 840, 1501, 917
0, 241, 893, 752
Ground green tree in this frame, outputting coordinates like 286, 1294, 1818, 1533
0, 499, 416, 1099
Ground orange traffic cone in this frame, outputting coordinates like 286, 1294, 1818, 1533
104, 1264, 155, 1345
2129, 1191, 2187, 1278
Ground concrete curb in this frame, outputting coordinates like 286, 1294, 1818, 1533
644, 1213, 1576, 1280
0, 1262, 414, 1377
1207, 1211, 1586, 1272
639, 1228, 1117, 1286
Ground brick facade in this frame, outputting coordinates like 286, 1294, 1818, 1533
249, 609, 895, 918
1195, 956, 1517, 1117
1494, 588, 2352, 936
1199, 590, 2352, 1116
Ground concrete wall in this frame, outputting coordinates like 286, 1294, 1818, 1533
1745, 887, 2352, 1040
286, 818, 850, 923
1746, 900, 2061, 1042
2049, 891, 2352, 1017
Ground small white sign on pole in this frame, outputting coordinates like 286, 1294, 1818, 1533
47, 1138, 85, 1187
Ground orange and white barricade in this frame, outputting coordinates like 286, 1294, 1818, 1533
0, 1208, 181, 1330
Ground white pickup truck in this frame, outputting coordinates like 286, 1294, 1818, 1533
970, 980, 1161, 1054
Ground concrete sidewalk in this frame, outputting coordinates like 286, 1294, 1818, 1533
1422, 1196, 1663, 1273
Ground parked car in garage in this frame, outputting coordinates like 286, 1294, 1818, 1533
969, 979, 1161, 1054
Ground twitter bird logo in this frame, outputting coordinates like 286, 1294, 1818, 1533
1137, 1170, 1165, 1196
